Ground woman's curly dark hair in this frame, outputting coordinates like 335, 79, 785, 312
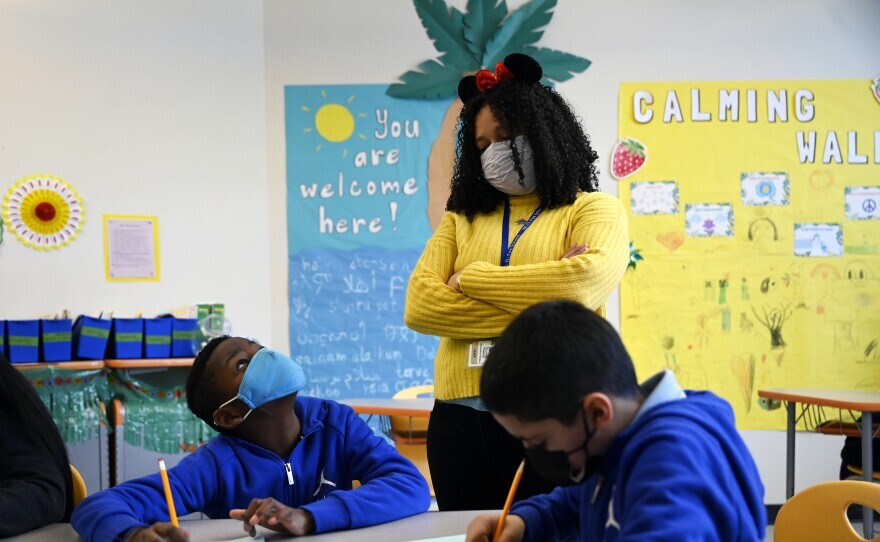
447, 81, 600, 218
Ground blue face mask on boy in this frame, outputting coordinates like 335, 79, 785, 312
217, 348, 306, 422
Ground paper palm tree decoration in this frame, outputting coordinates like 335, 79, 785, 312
387, 0, 591, 98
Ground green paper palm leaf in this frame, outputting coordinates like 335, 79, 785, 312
413, 0, 478, 69
482, 0, 556, 67
462, 0, 508, 61
522, 46, 590, 83
388, 0, 590, 98
387, 57, 464, 99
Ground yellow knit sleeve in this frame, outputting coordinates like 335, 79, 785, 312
404, 212, 518, 339
459, 193, 630, 313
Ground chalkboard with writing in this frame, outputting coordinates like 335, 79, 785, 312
290, 248, 437, 398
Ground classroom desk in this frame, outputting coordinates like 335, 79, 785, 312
758, 388, 880, 538
338, 397, 434, 418
339, 397, 434, 442
105, 358, 195, 369
8, 510, 486, 541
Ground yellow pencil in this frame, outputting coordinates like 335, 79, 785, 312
158, 459, 179, 527
494, 459, 525, 541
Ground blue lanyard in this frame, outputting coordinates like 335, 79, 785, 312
501, 199, 542, 267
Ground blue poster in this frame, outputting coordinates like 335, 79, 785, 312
285, 84, 450, 399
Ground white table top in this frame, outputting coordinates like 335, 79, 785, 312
6, 510, 487, 541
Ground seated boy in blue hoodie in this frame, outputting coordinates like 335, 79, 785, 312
466, 301, 766, 542
72, 336, 431, 542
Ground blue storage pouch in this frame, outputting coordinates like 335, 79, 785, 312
41, 319, 73, 362
144, 318, 172, 358
109, 318, 144, 359
171, 318, 199, 357
72, 316, 112, 360
7, 320, 40, 363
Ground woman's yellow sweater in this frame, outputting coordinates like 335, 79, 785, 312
404, 191, 630, 400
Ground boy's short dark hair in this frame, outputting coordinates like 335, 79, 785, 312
186, 335, 232, 432
480, 300, 641, 425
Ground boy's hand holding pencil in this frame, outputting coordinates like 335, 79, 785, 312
125, 522, 189, 542
127, 460, 189, 541
465, 459, 527, 541
465, 513, 525, 542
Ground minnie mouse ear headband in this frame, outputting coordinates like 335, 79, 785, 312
457, 53, 543, 103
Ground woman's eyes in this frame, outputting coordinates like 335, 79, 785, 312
235, 359, 249, 371
478, 138, 511, 155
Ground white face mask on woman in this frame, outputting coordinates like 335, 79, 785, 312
480, 135, 537, 195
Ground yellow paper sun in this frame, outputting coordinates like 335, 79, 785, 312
316, 104, 355, 142
301, 92, 366, 158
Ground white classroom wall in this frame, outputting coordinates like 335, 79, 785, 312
0, 1, 271, 341
0, 0, 876, 506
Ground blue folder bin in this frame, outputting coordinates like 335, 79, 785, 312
110, 318, 144, 359
41, 319, 73, 362
171, 318, 198, 358
144, 318, 172, 358
7, 320, 40, 363
72, 316, 112, 360
0, 320, 5, 356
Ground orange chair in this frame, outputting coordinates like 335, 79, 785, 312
774, 480, 880, 541
389, 385, 433, 444
70, 464, 88, 507
389, 385, 433, 496
845, 465, 880, 481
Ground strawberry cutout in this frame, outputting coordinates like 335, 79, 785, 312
611, 138, 648, 180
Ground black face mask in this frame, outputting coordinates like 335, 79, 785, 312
524, 410, 604, 486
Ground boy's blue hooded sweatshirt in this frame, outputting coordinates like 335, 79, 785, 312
71, 397, 431, 541
511, 370, 766, 541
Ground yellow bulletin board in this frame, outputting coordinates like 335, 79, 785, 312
617, 80, 880, 429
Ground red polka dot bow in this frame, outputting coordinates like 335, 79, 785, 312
475, 62, 514, 93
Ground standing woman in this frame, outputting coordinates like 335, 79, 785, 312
405, 53, 630, 511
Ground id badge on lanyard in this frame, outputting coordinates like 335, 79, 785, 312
500, 199, 542, 267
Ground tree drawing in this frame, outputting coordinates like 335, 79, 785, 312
751, 303, 792, 349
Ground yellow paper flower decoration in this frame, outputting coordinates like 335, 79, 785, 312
3, 174, 85, 250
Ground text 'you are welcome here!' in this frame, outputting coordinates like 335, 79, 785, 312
298, 108, 422, 236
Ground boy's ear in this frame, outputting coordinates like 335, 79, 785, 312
213, 402, 248, 431
581, 393, 614, 430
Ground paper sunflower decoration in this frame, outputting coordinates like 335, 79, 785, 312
3, 174, 85, 250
